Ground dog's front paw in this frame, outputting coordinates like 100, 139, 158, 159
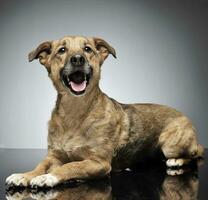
6, 189, 30, 200
30, 174, 59, 188
6, 174, 30, 187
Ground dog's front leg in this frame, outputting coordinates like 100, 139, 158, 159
6, 151, 62, 187
30, 159, 111, 188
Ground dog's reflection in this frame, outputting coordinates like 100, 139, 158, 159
6, 181, 112, 200
160, 173, 198, 200
6, 169, 198, 200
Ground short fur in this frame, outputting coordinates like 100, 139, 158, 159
6, 36, 203, 187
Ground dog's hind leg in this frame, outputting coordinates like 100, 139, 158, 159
158, 116, 204, 168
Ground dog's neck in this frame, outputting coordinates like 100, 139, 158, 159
55, 86, 103, 129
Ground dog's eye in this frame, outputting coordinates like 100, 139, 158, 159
84, 46, 92, 53
58, 47, 66, 54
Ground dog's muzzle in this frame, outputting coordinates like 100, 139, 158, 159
60, 54, 93, 96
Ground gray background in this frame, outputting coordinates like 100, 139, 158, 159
0, 0, 207, 148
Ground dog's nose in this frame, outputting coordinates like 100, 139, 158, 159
70, 55, 85, 67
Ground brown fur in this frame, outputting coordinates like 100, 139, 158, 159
6, 36, 203, 187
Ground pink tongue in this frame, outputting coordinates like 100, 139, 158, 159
70, 81, 87, 92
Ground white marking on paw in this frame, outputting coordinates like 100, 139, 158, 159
6, 190, 29, 200
30, 190, 59, 200
6, 174, 29, 187
6, 195, 17, 200
166, 158, 185, 167
30, 174, 59, 187
166, 168, 184, 176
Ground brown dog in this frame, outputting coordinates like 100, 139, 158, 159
6, 36, 203, 187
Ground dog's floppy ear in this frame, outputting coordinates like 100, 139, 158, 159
93, 37, 116, 64
28, 41, 52, 66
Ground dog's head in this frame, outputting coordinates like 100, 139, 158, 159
28, 36, 116, 96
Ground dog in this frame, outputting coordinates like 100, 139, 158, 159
6, 36, 203, 188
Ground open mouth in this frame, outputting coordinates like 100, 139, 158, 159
60, 69, 92, 95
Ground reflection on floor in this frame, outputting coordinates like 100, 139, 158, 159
6, 165, 200, 200
2, 149, 207, 200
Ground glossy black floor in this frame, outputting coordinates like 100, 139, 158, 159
1, 149, 207, 200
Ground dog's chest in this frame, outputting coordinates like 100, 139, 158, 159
49, 128, 96, 160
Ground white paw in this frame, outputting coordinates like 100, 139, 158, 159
5, 195, 17, 200
6, 174, 29, 187
166, 158, 185, 167
30, 174, 59, 187
6, 190, 29, 200
30, 190, 59, 200
166, 168, 184, 176
6, 193, 22, 200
